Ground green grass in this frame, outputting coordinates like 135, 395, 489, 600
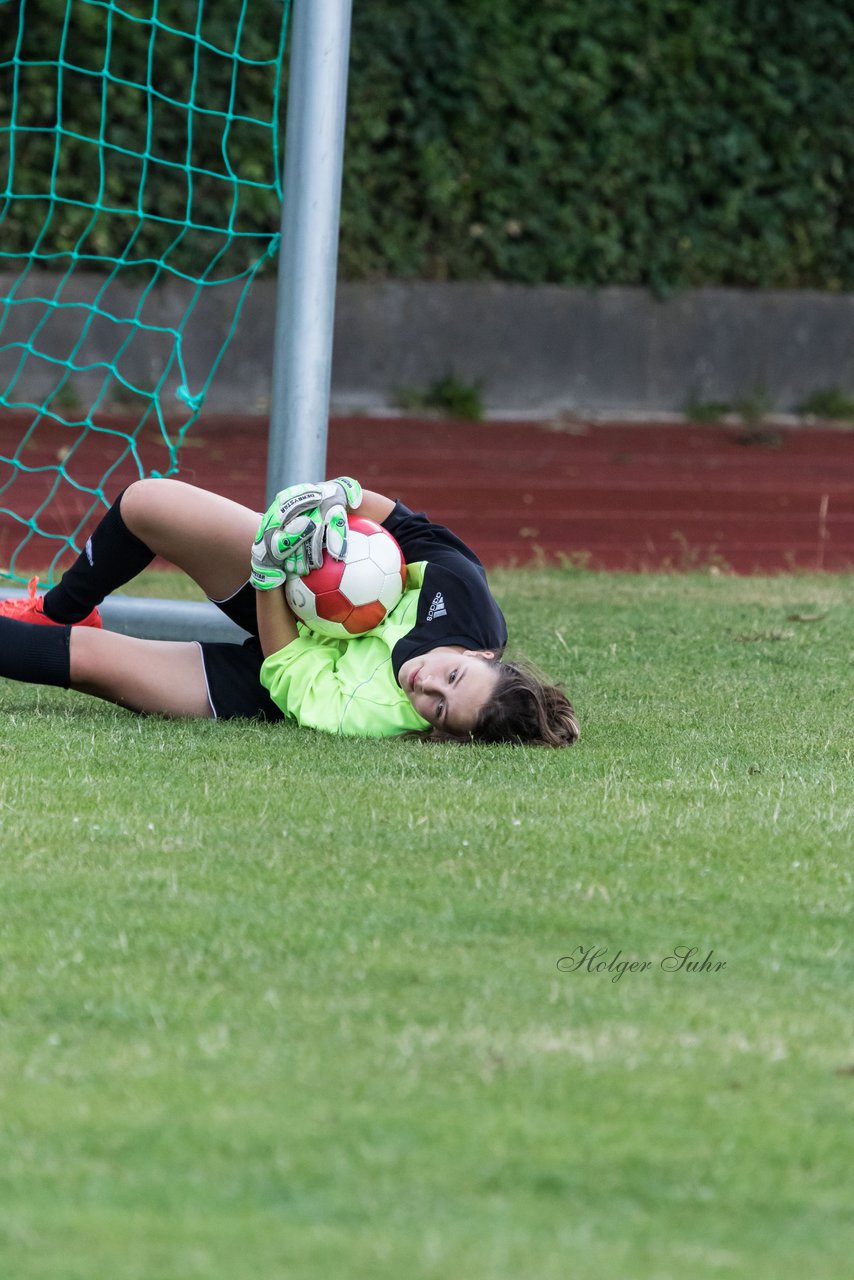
1, 568, 852, 1280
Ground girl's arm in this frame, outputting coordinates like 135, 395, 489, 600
256, 586, 300, 657
358, 489, 395, 525
255, 488, 394, 659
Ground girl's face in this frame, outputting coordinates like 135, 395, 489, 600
398, 648, 499, 734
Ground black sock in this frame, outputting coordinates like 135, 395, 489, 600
0, 617, 71, 688
43, 490, 155, 623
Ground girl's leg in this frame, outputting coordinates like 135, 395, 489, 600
69, 627, 213, 717
0, 615, 212, 716
119, 478, 260, 601
4, 480, 258, 716
42, 479, 261, 624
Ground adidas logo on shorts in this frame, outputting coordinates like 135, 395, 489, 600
426, 591, 447, 621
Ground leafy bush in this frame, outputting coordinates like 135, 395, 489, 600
797, 387, 854, 419
394, 372, 484, 419
340, 0, 854, 289
2, 0, 852, 288
0, 1, 287, 277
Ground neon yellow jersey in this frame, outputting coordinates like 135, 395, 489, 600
260, 561, 432, 737
259, 501, 508, 737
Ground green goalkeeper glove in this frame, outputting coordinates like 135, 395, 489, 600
253, 477, 363, 585
251, 483, 319, 589
313, 477, 362, 561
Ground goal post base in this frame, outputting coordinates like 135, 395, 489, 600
0, 590, 250, 644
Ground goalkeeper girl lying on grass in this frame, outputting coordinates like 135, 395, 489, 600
0, 478, 578, 746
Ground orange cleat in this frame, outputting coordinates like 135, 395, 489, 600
0, 576, 103, 628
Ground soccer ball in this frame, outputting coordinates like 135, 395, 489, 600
285, 515, 406, 638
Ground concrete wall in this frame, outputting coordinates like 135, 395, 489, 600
330, 284, 854, 416
2, 274, 853, 416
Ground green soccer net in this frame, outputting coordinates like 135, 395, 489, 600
0, 0, 289, 583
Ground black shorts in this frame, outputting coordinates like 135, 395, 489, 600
198, 583, 285, 722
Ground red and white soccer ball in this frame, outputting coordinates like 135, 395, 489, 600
285, 515, 406, 638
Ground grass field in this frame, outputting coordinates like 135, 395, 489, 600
1, 567, 852, 1280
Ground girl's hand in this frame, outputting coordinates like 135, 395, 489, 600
250, 539, 289, 591
256, 477, 363, 577
260, 483, 324, 543
316, 477, 362, 560
252, 484, 323, 586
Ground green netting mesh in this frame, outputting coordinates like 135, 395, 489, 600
0, 0, 289, 581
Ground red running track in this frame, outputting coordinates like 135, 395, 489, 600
1, 413, 853, 573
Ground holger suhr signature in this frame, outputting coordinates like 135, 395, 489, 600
557, 945, 727, 983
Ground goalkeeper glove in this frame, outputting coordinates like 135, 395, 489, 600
256, 476, 363, 576
249, 484, 314, 588
314, 476, 362, 561
250, 538, 288, 591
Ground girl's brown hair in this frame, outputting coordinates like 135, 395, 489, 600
414, 659, 580, 748
470, 659, 579, 747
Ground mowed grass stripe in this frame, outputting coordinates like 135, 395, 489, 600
1, 569, 852, 1280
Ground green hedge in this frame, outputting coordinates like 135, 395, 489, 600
341, 0, 854, 289
0, 2, 288, 278
2, 0, 852, 289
